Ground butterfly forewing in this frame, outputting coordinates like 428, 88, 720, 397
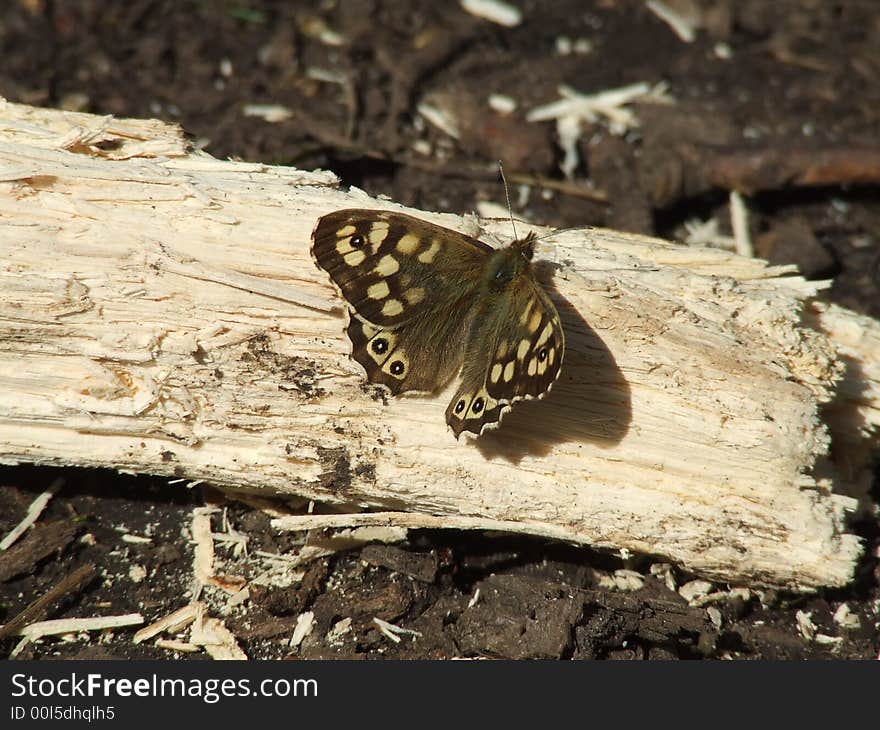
312, 209, 492, 327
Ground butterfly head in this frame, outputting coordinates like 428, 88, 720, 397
512, 230, 538, 260
485, 231, 538, 292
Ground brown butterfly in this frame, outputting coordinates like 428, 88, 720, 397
311, 209, 564, 437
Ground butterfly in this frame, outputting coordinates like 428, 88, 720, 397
311, 209, 564, 438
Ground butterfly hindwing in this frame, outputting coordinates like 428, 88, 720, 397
484, 280, 564, 402
443, 375, 509, 438
445, 276, 564, 437
347, 309, 472, 395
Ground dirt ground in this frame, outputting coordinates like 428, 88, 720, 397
1, 0, 878, 660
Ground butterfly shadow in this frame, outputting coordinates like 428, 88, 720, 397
475, 265, 632, 463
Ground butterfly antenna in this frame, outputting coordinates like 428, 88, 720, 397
498, 161, 519, 241
497, 164, 653, 273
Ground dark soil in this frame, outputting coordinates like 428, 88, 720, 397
0, 0, 878, 660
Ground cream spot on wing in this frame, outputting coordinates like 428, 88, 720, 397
396, 234, 420, 255
490, 363, 502, 384
537, 322, 553, 346
404, 287, 425, 305
362, 322, 379, 339
520, 300, 534, 325
418, 239, 441, 263
503, 361, 515, 383
495, 341, 510, 359
367, 281, 390, 300
370, 221, 390, 243
381, 298, 404, 317
517, 339, 531, 360
537, 358, 547, 375
528, 357, 537, 376
528, 310, 542, 333
335, 238, 351, 254
344, 249, 366, 266
336, 225, 356, 238
374, 255, 400, 276
548, 347, 556, 365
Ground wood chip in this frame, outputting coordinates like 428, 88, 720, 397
326, 617, 352, 644
133, 602, 202, 644
155, 638, 200, 653
372, 617, 422, 643
646, 0, 698, 43
460, 0, 522, 27
191, 507, 216, 588
729, 190, 753, 258
289, 611, 315, 648
10, 613, 143, 657
190, 616, 247, 660
679, 579, 714, 605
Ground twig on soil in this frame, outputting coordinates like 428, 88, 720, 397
402, 155, 610, 203
372, 617, 422, 644
272, 511, 581, 541
706, 144, 880, 195
133, 602, 203, 645
0, 563, 96, 642
10, 613, 144, 658
494, 169, 608, 203
405, 154, 611, 202
293, 107, 609, 204
0, 521, 77, 582
0, 477, 63, 551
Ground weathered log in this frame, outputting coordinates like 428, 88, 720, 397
0, 99, 875, 590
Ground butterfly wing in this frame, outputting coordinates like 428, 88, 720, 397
445, 275, 564, 438
312, 209, 492, 326
312, 209, 492, 394
344, 304, 468, 394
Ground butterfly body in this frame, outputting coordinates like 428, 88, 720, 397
311, 209, 564, 437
